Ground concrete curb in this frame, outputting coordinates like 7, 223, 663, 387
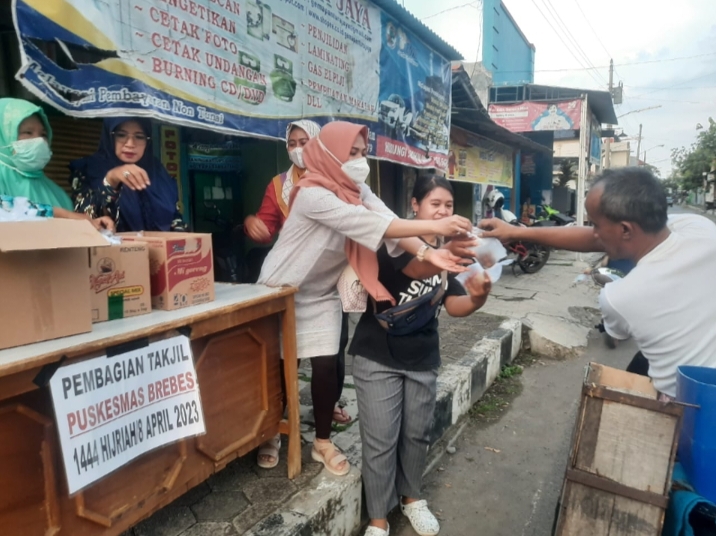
243, 319, 523, 536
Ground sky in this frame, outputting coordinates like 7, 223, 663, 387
403, 0, 716, 178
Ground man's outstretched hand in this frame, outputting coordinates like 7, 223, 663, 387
477, 218, 520, 244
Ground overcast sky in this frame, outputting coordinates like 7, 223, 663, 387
405, 0, 716, 178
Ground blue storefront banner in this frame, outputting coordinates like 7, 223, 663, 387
374, 11, 451, 169
12, 0, 451, 169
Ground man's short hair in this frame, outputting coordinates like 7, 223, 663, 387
592, 167, 668, 233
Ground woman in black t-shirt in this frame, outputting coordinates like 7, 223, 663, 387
350, 175, 492, 536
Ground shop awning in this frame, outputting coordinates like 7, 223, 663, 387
451, 65, 552, 155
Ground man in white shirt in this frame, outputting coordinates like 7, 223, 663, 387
479, 167, 716, 399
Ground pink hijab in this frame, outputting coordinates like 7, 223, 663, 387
290, 121, 395, 305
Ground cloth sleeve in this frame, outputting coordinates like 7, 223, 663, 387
360, 183, 403, 256
599, 287, 631, 341
297, 187, 394, 251
377, 243, 412, 272
445, 274, 467, 297
667, 214, 716, 239
249, 180, 285, 243
71, 169, 119, 221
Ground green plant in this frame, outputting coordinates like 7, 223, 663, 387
499, 364, 523, 380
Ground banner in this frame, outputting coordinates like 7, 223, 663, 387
374, 11, 452, 169
13, 0, 451, 169
488, 100, 582, 133
447, 128, 513, 187
49, 335, 204, 494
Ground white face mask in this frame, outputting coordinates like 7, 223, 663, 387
341, 157, 370, 184
288, 147, 305, 169
8, 137, 52, 172
316, 136, 370, 184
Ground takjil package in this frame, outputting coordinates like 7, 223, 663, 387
119, 232, 215, 311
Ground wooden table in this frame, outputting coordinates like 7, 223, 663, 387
0, 283, 299, 536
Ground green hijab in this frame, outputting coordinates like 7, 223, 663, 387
0, 98, 72, 210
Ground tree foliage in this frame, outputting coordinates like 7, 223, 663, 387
556, 160, 575, 187
671, 118, 716, 190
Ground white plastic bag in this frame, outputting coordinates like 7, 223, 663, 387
456, 235, 512, 287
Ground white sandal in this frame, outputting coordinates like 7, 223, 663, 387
256, 434, 280, 469
311, 440, 350, 476
401, 500, 440, 536
364, 523, 389, 536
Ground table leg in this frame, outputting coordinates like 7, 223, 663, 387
280, 295, 301, 479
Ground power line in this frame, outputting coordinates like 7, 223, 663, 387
528, 0, 604, 88
572, 0, 611, 60
572, 0, 624, 82
631, 70, 716, 98
422, 1, 479, 20
542, 0, 608, 85
469, 2, 484, 80
492, 52, 716, 74
628, 97, 703, 104
539, 0, 607, 86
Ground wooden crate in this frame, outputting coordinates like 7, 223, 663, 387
554, 363, 683, 536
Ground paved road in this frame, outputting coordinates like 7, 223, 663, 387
391, 334, 638, 536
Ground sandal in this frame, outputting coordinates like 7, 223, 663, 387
401, 500, 440, 536
311, 440, 350, 476
333, 405, 353, 425
364, 524, 389, 536
256, 434, 281, 469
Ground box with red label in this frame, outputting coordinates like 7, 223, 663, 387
89, 243, 151, 322
119, 232, 215, 311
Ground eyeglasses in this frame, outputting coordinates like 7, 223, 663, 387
113, 132, 150, 144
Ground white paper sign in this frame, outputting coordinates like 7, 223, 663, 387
49, 335, 205, 494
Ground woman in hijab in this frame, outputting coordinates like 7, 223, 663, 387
258, 121, 472, 477
71, 117, 185, 232
248, 120, 359, 470
0, 98, 113, 229
244, 119, 322, 243
0, 98, 74, 209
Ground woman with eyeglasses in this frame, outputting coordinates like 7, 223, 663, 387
71, 117, 186, 232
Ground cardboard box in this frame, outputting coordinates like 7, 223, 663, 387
119, 232, 214, 311
0, 219, 108, 350
89, 243, 151, 323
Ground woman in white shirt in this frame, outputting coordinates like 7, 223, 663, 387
259, 121, 471, 476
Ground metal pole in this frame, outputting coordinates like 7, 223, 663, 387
576, 94, 589, 228
608, 59, 614, 92
604, 137, 611, 169
636, 124, 643, 166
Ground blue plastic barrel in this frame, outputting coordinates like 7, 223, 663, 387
677, 366, 716, 502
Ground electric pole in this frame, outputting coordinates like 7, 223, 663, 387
604, 60, 614, 169
636, 124, 643, 166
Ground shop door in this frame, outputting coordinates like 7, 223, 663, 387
45, 116, 102, 196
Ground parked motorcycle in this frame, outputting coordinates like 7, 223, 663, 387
533, 204, 576, 226
483, 190, 551, 274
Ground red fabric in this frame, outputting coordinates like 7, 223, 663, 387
248, 178, 285, 243
291, 121, 395, 305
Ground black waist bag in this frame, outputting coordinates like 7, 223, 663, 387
373, 271, 447, 336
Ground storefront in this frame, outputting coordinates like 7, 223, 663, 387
0, 0, 464, 534
449, 65, 552, 221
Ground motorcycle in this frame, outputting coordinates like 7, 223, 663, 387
533, 204, 576, 226
483, 190, 551, 274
